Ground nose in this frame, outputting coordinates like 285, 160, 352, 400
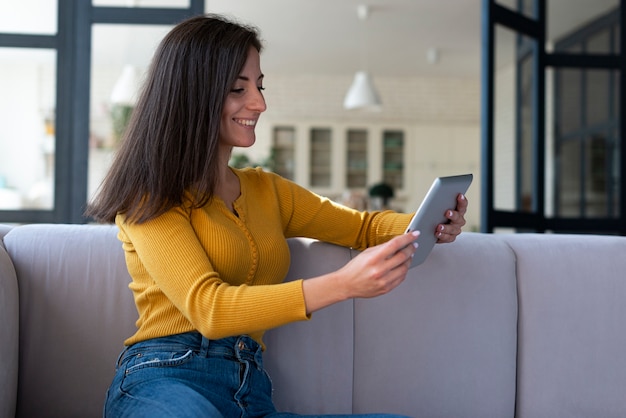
248, 88, 267, 113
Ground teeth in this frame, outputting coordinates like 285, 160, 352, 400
236, 119, 256, 126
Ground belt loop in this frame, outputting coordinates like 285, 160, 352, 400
115, 346, 130, 369
200, 334, 210, 356
253, 344, 263, 370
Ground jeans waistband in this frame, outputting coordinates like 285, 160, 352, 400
118, 332, 263, 368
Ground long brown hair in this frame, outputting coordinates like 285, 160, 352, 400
85, 14, 263, 224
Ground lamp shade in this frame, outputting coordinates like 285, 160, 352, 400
343, 71, 382, 111
110, 65, 139, 106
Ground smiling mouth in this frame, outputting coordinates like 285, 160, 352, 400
234, 119, 257, 127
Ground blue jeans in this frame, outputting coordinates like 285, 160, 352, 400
104, 332, 408, 418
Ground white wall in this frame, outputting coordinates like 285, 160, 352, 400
250, 73, 482, 231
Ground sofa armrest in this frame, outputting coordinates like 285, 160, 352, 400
0, 237, 18, 418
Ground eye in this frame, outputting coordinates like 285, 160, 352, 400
230, 88, 245, 94
257, 86, 265, 92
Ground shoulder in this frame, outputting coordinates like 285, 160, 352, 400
233, 166, 292, 189
233, 166, 315, 201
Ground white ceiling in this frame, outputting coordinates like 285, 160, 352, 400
203, 0, 619, 79
84, 0, 620, 79
3, 1, 620, 76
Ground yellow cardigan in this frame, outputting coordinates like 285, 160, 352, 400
117, 167, 412, 348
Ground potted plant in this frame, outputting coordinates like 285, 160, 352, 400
368, 182, 394, 210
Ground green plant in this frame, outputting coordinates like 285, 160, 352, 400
111, 104, 133, 142
368, 182, 394, 206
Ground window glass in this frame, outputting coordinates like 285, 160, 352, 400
0, 48, 56, 209
548, 0, 618, 43
612, 129, 620, 216
493, 24, 517, 211
89, 24, 171, 201
556, 138, 581, 217
92, 0, 189, 7
584, 133, 613, 218
519, 42, 534, 213
586, 27, 611, 54
557, 69, 582, 133
0, 0, 57, 34
586, 70, 611, 127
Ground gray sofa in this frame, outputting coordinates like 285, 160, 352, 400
1, 223, 626, 417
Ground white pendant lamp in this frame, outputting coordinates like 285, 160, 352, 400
343, 71, 382, 111
343, 5, 382, 111
110, 65, 140, 106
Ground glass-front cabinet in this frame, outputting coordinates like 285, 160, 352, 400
271, 126, 295, 181
382, 130, 404, 190
309, 128, 332, 187
263, 123, 407, 209
346, 129, 368, 189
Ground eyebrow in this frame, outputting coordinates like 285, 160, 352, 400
237, 74, 265, 82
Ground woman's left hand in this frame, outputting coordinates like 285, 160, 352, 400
436, 193, 468, 244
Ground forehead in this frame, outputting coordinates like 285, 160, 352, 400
239, 47, 262, 74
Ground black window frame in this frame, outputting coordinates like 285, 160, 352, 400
0, 0, 204, 224
481, 0, 626, 234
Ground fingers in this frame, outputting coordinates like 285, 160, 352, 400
436, 194, 468, 243
343, 232, 418, 299
380, 232, 419, 274
386, 230, 420, 258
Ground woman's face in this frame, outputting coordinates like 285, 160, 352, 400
220, 47, 267, 150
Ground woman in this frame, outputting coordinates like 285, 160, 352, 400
86, 14, 468, 418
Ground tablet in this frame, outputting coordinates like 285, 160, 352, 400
405, 174, 473, 268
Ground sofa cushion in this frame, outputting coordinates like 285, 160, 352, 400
0, 234, 18, 418
3, 224, 137, 418
352, 232, 518, 417
501, 233, 626, 418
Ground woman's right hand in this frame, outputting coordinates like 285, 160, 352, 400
302, 231, 419, 314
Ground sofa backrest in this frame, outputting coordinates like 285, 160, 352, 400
263, 238, 358, 414
500, 233, 626, 418
3, 224, 136, 418
3, 224, 366, 417
351, 232, 519, 417
3, 224, 522, 417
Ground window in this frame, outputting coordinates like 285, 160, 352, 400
553, 9, 620, 220
0, 0, 204, 223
